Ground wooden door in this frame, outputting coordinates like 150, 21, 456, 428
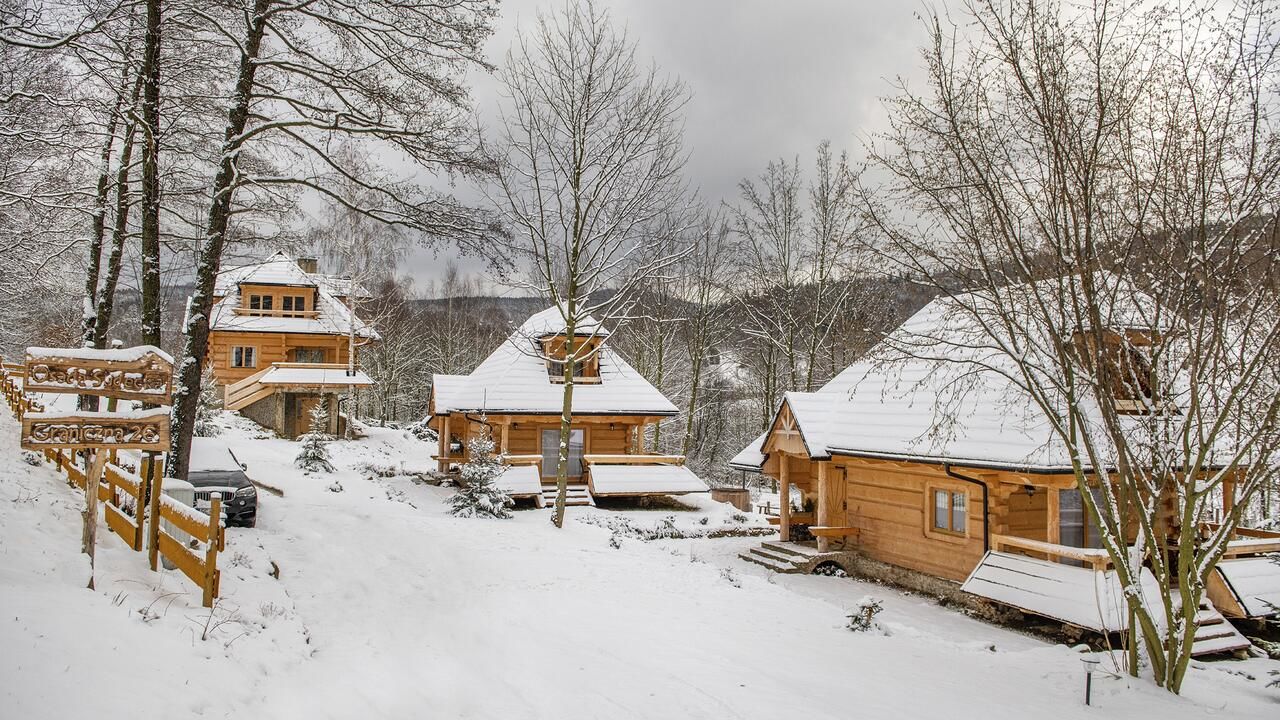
833, 467, 848, 524
297, 396, 321, 435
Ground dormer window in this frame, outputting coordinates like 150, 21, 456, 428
1073, 329, 1157, 414
541, 335, 602, 384
248, 294, 273, 311
282, 295, 306, 315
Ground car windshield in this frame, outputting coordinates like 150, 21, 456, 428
187, 470, 251, 489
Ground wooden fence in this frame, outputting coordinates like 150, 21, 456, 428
4, 360, 223, 606
2, 363, 41, 419
157, 491, 224, 606
43, 448, 147, 552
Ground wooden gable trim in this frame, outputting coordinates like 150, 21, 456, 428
761, 398, 823, 460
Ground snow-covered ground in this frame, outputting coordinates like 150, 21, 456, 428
1, 409, 1276, 719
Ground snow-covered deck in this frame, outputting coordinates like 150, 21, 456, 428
585, 458, 709, 497
257, 365, 374, 387
961, 550, 1148, 632
225, 363, 372, 412
497, 465, 544, 501
1213, 556, 1280, 618
962, 548, 1253, 656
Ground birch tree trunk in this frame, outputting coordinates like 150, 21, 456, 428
551, 314, 576, 528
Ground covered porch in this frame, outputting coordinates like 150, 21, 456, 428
431, 412, 666, 475
224, 362, 373, 439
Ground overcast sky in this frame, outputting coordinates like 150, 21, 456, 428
403, 0, 930, 288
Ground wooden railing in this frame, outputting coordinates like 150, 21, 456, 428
1, 362, 41, 419
232, 307, 320, 319
1199, 522, 1280, 557
505, 454, 543, 468
157, 492, 224, 607
990, 533, 1115, 570
583, 453, 685, 465
104, 463, 146, 551
224, 365, 275, 410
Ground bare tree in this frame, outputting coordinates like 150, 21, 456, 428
858, 0, 1280, 693
489, 0, 692, 527
167, 0, 499, 480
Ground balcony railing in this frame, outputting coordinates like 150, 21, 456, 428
990, 533, 1115, 570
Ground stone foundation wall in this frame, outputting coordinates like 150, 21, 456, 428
803, 548, 1013, 622
240, 393, 280, 435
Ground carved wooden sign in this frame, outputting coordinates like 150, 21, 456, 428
23, 346, 174, 404
21, 409, 170, 451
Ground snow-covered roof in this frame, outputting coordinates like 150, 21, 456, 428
728, 432, 767, 471
431, 307, 675, 416
734, 273, 1182, 473
587, 464, 709, 496
258, 366, 374, 387
204, 252, 377, 339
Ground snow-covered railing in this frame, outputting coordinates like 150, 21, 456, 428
1198, 523, 1280, 557
583, 454, 686, 465
224, 365, 276, 410
1, 360, 41, 419
990, 533, 1115, 570
40, 449, 147, 552
157, 491, 224, 607
103, 463, 145, 551
505, 454, 543, 468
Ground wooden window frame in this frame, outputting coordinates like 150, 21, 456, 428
923, 484, 969, 542
248, 294, 274, 311
230, 345, 257, 369
542, 337, 603, 384
282, 295, 307, 313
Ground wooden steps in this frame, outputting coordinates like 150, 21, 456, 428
541, 483, 594, 508
738, 541, 816, 573
1190, 602, 1252, 657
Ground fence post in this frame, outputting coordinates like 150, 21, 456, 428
204, 493, 222, 608
82, 450, 108, 591
148, 472, 164, 572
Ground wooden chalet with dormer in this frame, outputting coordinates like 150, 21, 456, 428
428, 307, 708, 507
731, 276, 1278, 656
193, 252, 378, 438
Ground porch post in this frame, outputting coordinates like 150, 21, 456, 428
637, 421, 646, 454
438, 414, 450, 473
1046, 487, 1060, 545
817, 461, 832, 552
1222, 474, 1235, 520
779, 453, 791, 543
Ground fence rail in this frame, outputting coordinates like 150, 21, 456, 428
158, 493, 223, 606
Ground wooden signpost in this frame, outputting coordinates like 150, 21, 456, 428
19, 346, 173, 590
23, 347, 174, 404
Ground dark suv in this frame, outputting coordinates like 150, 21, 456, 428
188, 438, 258, 527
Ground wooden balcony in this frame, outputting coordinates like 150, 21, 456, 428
231, 307, 320, 319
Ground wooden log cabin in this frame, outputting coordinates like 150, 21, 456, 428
196, 252, 377, 438
731, 284, 1278, 656
428, 307, 708, 507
